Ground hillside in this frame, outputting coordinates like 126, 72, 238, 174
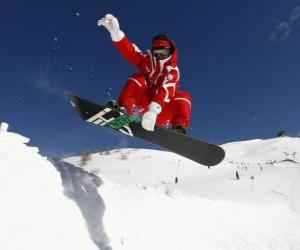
1, 122, 299, 250
64, 137, 300, 249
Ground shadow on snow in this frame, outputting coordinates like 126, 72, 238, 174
50, 158, 112, 250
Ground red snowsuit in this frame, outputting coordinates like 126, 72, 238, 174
113, 36, 191, 128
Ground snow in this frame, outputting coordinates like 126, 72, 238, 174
0, 122, 9, 132
64, 139, 300, 249
0, 127, 99, 250
223, 137, 300, 163
1, 123, 300, 249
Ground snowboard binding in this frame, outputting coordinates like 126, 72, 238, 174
173, 125, 187, 135
105, 100, 126, 113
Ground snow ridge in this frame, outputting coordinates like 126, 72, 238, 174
0, 127, 99, 250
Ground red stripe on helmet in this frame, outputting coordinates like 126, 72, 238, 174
152, 39, 171, 48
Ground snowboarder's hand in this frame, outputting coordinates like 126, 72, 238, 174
97, 14, 124, 42
141, 102, 162, 131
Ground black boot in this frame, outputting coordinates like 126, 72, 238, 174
173, 125, 187, 135
105, 100, 126, 113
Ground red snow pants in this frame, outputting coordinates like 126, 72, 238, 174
118, 73, 191, 128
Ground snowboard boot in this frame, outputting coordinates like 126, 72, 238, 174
173, 125, 187, 135
105, 100, 126, 113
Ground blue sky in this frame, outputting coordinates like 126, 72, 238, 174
1, 0, 300, 157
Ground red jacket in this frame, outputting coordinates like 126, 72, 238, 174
113, 36, 180, 108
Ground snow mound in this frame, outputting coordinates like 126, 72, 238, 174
0, 127, 98, 250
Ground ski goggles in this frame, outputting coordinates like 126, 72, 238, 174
151, 47, 171, 58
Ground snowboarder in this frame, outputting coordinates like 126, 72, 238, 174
97, 14, 191, 134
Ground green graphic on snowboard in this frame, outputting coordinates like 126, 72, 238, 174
106, 113, 141, 129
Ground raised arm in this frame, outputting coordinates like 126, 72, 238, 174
98, 14, 144, 68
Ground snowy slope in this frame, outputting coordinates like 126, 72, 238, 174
223, 137, 300, 164
64, 138, 300, 250
0, 124, 100, 250
1, 121, 300, 250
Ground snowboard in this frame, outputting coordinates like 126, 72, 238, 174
68, 94, 225, 166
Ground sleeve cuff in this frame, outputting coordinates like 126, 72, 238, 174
111, 30, 125, 42
148, 101, 162, 115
